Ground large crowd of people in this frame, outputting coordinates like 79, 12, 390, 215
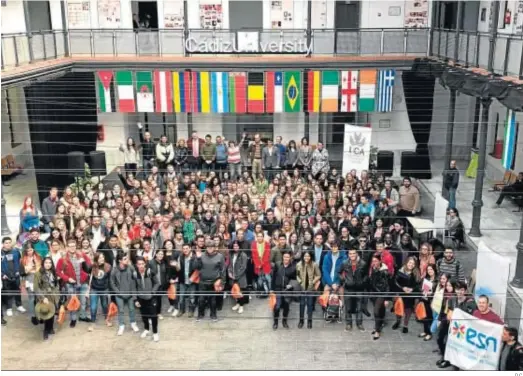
2, 126, 523, 370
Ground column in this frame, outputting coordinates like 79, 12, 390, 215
469, 98, 491, 237
60, 0, 69, 57
441, 88, 456, 191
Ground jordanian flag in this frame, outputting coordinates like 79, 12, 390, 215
502, 109, 517, 170
284, 71, 301, 112
136, 71, 154, 112
96, 71, 114, 112
116, 71, 135, 112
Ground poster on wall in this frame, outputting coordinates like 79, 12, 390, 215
199, 0, 223, 29
98, 0, 121, 28
281, 0, 294, 28
270, 1, 282, 29
515, 0, 523, 33
342, 124, 372, 177
311, 0, 328, 28
163, 0, 184, 29
67, 1, 91, 28
404, 0, 429, 28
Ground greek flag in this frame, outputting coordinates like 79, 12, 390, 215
377, 70, 395, 112
502, 109, 516, 170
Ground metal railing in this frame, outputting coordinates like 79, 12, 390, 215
431, 28, 523, 77
1, 28, 430, 70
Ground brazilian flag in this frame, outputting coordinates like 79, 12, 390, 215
284, 71, 302, 112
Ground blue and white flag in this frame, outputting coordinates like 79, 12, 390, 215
502, 109, 516, 170
377, 69, 395, 112
211, 72, 229, 113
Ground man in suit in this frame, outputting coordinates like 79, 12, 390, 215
496, 172, 523, 207
262, 139, 280, 180
187, 131, 205, 170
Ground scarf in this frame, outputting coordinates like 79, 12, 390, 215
183, 220, 195, 244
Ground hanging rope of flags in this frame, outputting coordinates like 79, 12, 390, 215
96, 69, 397, 114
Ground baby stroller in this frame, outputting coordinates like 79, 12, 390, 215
323, 291, 343, 323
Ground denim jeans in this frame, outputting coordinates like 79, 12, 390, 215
229, 162, 242, 180
27, 289, 36, 317
90, 289, 109, 322
179, 283, 197, 313
115, 296, 136, 326
65, 283, 88, 321
256, 273, 271, 294
299, 294, 314, 319
448, 187, 456, 209
344, 295, 363, 326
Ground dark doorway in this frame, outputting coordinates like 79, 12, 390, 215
24, 73, 98, 204
229, 0, 263, 30
335, 0, 360, 29
132, 1, 158, 28
437, 1, 458, 29
27, 0, 52, 32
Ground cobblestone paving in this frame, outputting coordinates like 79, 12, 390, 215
2, 296, 450, 371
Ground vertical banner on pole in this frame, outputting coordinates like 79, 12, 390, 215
342, 124, 372, 177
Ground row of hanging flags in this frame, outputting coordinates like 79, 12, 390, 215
96, 69, 396, 114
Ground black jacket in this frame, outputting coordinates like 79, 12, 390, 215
149, 259, 168, 287
178, 253, 201, 284
340, 258, 367, 292
443, 167, 459, 189
271, 262, 297, 292
174, 146, 188, 165
499, 343, 523, 371
368, 264, 390, 295
139, 131, 155, 160
133, 267, 160, 301
96, 243, 123, 268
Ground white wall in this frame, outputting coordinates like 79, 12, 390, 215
1, 88, 34, 168
191, 113, 223, 139
1, 0, 27, 33
273, 113, 305, 144
360, 0, 406, 29
429, 81, 477, 161
477, 0, 519, 34
50, 0, 64, 30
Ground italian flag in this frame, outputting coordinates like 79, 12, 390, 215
116, 71, 136, 112
136, 71, 154, 113
321, 71, 339, 112
96, 71, 113, 112
359, 70, 377, 112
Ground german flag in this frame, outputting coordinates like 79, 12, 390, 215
247, 72, 264, 113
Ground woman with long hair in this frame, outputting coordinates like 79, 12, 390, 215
228, 241, 249, 314
20, 242, 42, 325
120, 137, 139, 175
286, 140, 298, 171
418, 242, 436, 279
174, 138, 189, 173
419, 263, 438, 341
20, 196, 40, 233
88, 252, 112, 332
392, 256, 420, 333
436, 279, 457, 369
33, 257, 60, 340
296, 250, 321, 329
149, 249, 168, 320
368, 254, 390, 340
297, 137, 312, 171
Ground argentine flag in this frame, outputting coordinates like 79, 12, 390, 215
211, 72, 229, 113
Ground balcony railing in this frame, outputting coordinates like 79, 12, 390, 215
1, 28, 430, 71
432, 28, 523, 77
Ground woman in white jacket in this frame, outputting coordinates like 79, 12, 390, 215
156, 135, 174, 173
119, 137, 140, 175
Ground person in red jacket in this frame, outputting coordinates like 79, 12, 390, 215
251, 231, 271, 296
374, 240, 394, 276
56, 238, 92, 327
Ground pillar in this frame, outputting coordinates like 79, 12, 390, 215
442, 88, 456, 191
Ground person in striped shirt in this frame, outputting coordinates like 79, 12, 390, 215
227, 140, 242, 181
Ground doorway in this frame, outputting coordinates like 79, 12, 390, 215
27, 0, 52, 32
131, 1, 158, 28
335, 0, 360, 29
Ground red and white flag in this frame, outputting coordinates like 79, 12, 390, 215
154, 71, 173, 112
340, 71, 358, 112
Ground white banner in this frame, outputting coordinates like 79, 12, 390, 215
433, 193, 448, 238
475, 241, 511, 320
342, 124, 372, 177
444, 309, 503, 370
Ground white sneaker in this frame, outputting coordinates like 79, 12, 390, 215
16, 306, 26, 313
238, 306, 244, 314
153, 333, 159, 342
140, 330, 149, 339
167, 306, 174, 313
88, 325, 94, 332
117, 325, 125, 336
172, 309, 179, 317
6, 309, 13, 317
130, 322, 139, 332
232, 304, 240, 311
158, 314, 164, 320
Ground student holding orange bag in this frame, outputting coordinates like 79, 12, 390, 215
392, 257, 420, 334
228, 241, 249, 314
33, 257, 60, 341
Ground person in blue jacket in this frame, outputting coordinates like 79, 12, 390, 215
1, 237, 26, 317
321, 242, 347, 291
